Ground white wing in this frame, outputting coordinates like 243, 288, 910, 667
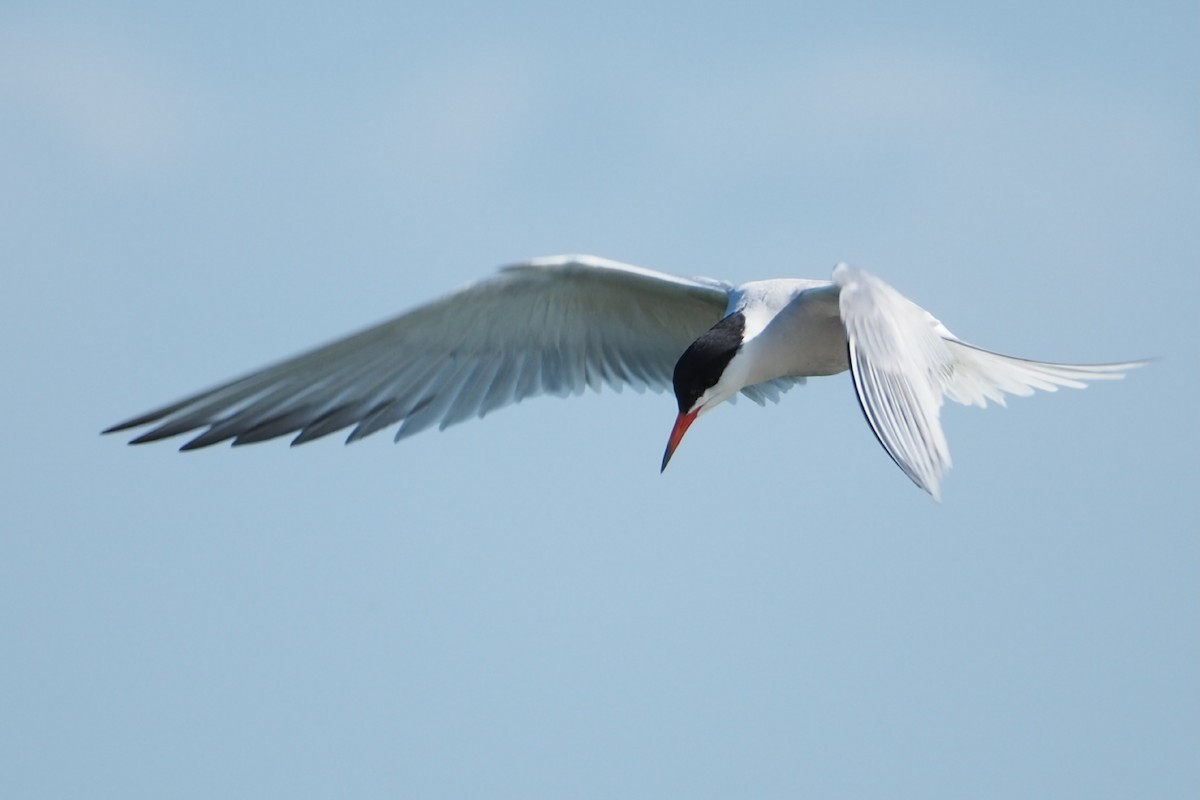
106, 255, 731, 449
833, 263, 1146, 500
834, 264, 957, 499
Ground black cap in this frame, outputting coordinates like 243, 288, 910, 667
671, 312, 746, 413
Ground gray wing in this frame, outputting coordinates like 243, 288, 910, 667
105, 255, 731, 449
833, 263, 1145, 500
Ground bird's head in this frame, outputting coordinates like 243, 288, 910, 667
661, 312, 746, 471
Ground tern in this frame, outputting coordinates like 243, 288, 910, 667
104, 255, 1145, 499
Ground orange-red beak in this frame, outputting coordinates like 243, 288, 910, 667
660, 409, 698, 472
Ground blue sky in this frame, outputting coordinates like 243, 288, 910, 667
2, 2, 1197, 798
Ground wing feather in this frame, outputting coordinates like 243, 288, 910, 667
835, 264, 955, 499
105, 255, 730, 449
834, 263, 1145, 500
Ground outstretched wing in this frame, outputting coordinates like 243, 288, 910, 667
105, 255, 731, 449
833, 263, 1145, 500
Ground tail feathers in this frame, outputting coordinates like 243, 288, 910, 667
943, 340, 1148, 408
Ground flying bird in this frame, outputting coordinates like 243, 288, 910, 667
104, 255, 1145, 499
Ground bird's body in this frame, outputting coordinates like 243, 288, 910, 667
105, 255, 1145, 499
730, 279, 850, 383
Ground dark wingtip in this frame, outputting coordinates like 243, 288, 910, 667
102, 417, 151, 435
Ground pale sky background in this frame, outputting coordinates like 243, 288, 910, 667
2, 1, 1197, 798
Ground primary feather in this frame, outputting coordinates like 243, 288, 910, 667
105, 256, 731, 449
